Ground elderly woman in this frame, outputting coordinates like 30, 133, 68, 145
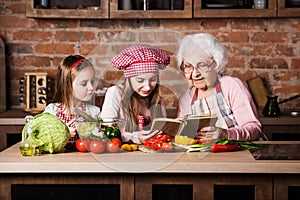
177, 33, 262, 141
101, 44, 170, 144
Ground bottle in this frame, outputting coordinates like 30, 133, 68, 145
138, 115, 144, 131
262, 95, 281, 117
19, 115, 37, 156
40, 0, 49, 8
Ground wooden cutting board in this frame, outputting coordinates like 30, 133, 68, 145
252, 144, 300, 160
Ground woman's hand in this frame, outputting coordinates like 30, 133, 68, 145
138, 130, 161, 144
196, 126, 228, 140
66, 119, 77, 138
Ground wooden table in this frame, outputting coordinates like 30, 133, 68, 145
0, 142, 299, 200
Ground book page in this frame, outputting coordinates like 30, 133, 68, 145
180, 116, 217, 138
151, 118, 184, 137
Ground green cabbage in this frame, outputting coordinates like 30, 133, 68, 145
22, 112, 70, 154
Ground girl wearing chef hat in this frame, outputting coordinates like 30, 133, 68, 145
101, 44, 170, 144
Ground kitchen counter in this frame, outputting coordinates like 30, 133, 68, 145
0, 142, 300, 174
0, 142, 300, 200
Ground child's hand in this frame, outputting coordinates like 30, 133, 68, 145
66, 119, 77, 138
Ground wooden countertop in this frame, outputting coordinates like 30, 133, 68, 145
0, 109, 39, 125
0, 142, 299, 174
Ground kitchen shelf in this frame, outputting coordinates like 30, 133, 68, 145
109, 0, 193, 19
26, 0, 109, 19
194, 0, 277, 18
25, 0, 300, 19
277, 0, 300, 17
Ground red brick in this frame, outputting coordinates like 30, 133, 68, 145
102, 70, 123, 83
218, 32, 249, 43
8, 2, 26, 14
37, 19, 78, 29
274, 85, 300, 96
201, 20, 228, 30
227, 57, 245, 69
231, 44, 273, 56
275, 70, 300, 81
11, 56, 51, 68
251, 32, 289, 43
250, 58, 288, 69
274, 45, 295, 57
0, 15, 28, 28
291, 33, 300, 43
13, 31, 52, 42
79, 44, 100, 55
291, 58, 300, 69
55, 31, 95, 42
231, 19, 268, 31
35, 44, 75, 54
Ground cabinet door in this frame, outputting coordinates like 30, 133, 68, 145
194, 0, 277, 18
135, 174, 273, 200
110, 0, 192, 19
277, 0, 300, 17
26, 0, 109, 19
274, 174, 300, 200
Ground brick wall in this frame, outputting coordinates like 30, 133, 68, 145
0, 0, 299, 115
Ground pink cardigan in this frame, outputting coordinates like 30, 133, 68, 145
177, 76, 262, 141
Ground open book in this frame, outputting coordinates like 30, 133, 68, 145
150, 115, 218, 138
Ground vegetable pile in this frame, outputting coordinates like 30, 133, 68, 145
144, 133, 174, 151
21, 112, 70, 154
75, 120, 138, 154
188, 139, 264, 153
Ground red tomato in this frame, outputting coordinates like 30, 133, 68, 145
111, 138, 122, 148
76, 138, 89, 152
89, 140, 105, 154
82, 139, 91, 151
162, 142, 173, 151
106, 141, 120, 153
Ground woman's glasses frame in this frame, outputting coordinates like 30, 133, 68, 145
182, 60, 215, 74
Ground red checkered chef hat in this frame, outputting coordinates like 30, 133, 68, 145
111, 44, 170, 78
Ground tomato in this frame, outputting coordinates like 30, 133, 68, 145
111, 138, 122, 148
152, 133, 174, 142
89, 140, 105, 154
162, 142, 173, 151
106, 141, 120, 153
76, 138, 89, 152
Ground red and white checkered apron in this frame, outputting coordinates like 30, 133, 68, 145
191, 83, 238, 129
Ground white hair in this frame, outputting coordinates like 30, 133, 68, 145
177, 33, 228, 74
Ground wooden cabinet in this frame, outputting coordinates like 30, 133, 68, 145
135, 174, 273, 200
109, 0, 192, 19
26, 0, 300, 19
2, 173, 299, 200
260, 116, 300, 141
194, 0, 276, 18
26, 0, 109, 19
274, 174, 300, 200
277, 0, 300, 17
0, 109, 32, 151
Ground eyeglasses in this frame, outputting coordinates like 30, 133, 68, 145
183, 60, 215, 73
